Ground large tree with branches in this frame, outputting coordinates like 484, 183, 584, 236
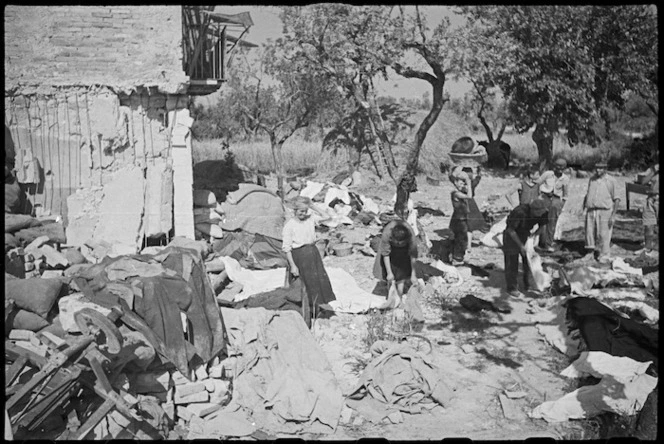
460, 5, 658, 171
281, 5, 471, 216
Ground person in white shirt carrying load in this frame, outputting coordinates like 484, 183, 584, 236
534, 158, 570, 253
282, 196, 337, 327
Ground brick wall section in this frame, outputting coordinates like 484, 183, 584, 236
4, 6, 189, 94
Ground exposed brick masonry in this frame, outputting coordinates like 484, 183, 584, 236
4, 6, 188, 94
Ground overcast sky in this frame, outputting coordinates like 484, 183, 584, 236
201, 5, 471, 106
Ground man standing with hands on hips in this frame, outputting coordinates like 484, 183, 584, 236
583, 162, 620, 263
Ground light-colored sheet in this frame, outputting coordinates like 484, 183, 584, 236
220, 308, 344, 435
530, 351, 657, 422
220, 257, 387, 313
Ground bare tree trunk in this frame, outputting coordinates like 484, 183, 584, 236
532, 121, 556, 173
269, 133, 285, 200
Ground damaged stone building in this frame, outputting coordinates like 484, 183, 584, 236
4, 5, 254, 255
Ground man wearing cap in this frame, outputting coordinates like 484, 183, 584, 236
534, 158, 570, 252
583, 162, 620, 263
502, 198, 550, 297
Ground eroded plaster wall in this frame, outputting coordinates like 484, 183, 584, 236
4, 5, 189, 94
5, 89, 193, 253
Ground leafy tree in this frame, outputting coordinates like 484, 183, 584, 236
459, 5, 657, 171
281, 5, 480, 216
232, 46, 343, 198
280, 5, 404, 181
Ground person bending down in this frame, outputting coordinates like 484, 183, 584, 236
502, 198, 549, 298
373, 219, 419, 297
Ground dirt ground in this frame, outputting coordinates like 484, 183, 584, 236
264, 170, 653, 440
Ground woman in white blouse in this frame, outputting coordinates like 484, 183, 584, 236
282, 196, 336, 326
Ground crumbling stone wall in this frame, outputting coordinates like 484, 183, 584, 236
5, 5, 199, 253
5, 89, 193, 254
4, 6, 188, 95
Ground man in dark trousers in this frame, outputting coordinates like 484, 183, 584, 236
502, 198, 549, 297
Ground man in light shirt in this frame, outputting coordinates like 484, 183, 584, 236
583, 162, 620, 263
535, 158, 570, 252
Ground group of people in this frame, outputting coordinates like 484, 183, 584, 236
282, 157, 659, 323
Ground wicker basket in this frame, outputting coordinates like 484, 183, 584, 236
448, 152, 488, 167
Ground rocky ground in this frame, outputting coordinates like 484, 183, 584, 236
273, 169, 657, 441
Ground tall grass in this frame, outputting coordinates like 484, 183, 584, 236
192, 136, 349, 175
470, 130, 632, 169
192, 122, 635, 179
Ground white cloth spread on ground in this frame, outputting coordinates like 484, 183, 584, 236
535, 324, 580, 357
220, 257, 387, 313
326, 267, 388, 313
525, 237, 552, 291
220, 308, 343, 434
530, 351, 657, 422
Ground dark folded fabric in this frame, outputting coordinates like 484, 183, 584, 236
566, 297, 658, 372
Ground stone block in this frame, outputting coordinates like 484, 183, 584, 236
175, 406, 195, 422
174, 390, 209, 405
41, 270, 64, 279
194, 365, 208, 381
174, 382, 206, 399
163, 402, 175, 422
185, 402, 221, 418
39, 244, 69, 268
14, 341, 48, 357
9, 329, 36, 341
208, 364, 224, 379
171, 370, 191, 385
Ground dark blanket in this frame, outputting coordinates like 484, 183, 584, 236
566, 297, 658, 372
232, 278, 305, 313
71, 246, 226, 377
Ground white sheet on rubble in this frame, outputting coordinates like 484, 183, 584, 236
530, 351, 658, 422
575, 287, 648, 300
220, 308, 344, 434
221, 258, 387, 313
58, 293, 112, 333
219, 256, 286, 301
359, 196, 380, 214
525, 237, 551, 291
567, 266, 645, 296
311, 202, 354, 228
610, 300, 659, 323
300, 181, 326, 199
481, 216, 507, 248
612, 257, 643, 276
324, 187, 350, 206
536, 324, 580, 357
561, 351, 653, 381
